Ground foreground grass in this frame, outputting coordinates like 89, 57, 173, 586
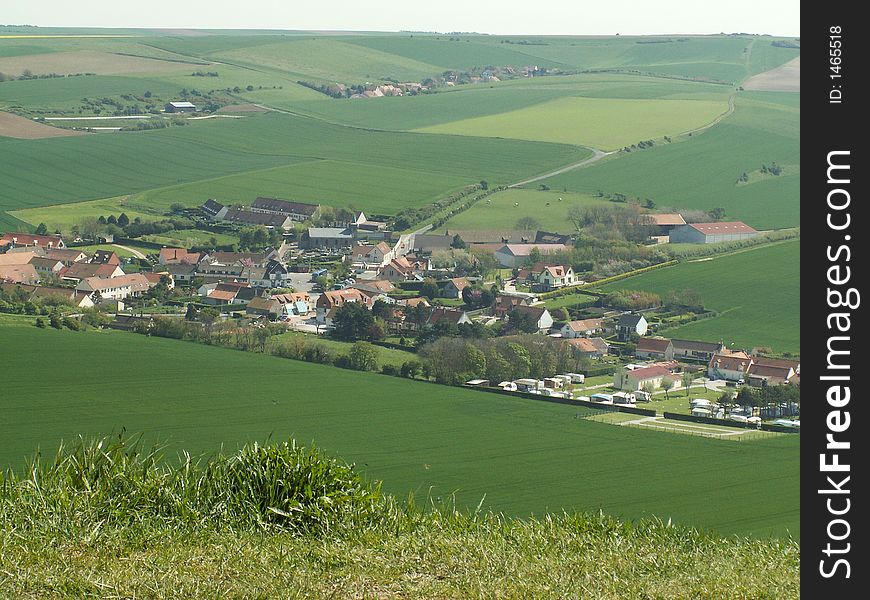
0, 437, 799, 599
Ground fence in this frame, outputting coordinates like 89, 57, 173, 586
465, 385, 656, 416
663, 411, 799, 433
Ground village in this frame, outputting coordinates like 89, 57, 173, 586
0, 195, 798, 433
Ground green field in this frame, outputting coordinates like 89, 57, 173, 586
0, 321, 798, 538
271, 330, 417, 368
418, 96, 729, 150
540, 93, 800, 229
596, 239, 800, 353
437, 188, 609, 233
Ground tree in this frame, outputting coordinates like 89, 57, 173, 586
708, 207, 726, 221
479, 180, 489, 190
661, 376, 675, 400
527, 247, 543, 265
348, 341, 379, 371
451, 234, 466, 249
371, 299, 392, 320
419, 278, 440, 300
516, 216, 540, 230
117, 213, 130, 227
144, 90, 152, 98
107, 215, 118, 225
681, 371, 694, 396
34, 222, 48, 235
170, 203, 186, 214
508, 309, 538, 334
332, 302, 375, 341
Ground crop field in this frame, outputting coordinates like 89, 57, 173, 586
539, 94, 799, 229
0, 110, 84, 139
596, 239, 800, 353
0, 50, 199, 77
417, 96, 729, 150
0, 322, 798, 539
437, 188, 609, 233
10, 196, 160, 231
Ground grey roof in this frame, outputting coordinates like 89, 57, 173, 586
445, 229, 537, 244
202, 198, 225, 215
224, 208, 289, 227
252, 197, 319, 216
672, 339, 723, 352
618, 313, 646, 327
168, 101, 196, 108
308, 227, 353, 239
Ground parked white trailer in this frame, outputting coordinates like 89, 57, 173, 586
612, 391, 636, 405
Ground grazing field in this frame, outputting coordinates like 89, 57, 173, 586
0, 322, 799, 539
10, 196, 158, 231
0, 50, 201, 77
596, 239, 800, 353
417, 96, 730, 150
0, 110, 85, 139
540, 94, 800, 229
437, 188, 609, 233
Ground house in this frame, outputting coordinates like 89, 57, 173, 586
240, 266, 269, 288
707, 353, 753, 382
200, 282, 254, 306
616, 313, 648, 341
645, 213, 686, 237
442, 277, 470, 299
567, 337, 609, 358
245, 296, 282, 320
0, 282, 95, 308
492, 293, 535, 317
445, 229, 537, 246
509, 304, 554, 332
378, 256, 427, 281
142, 272, 174, 290
350, 242, 393, 267
196, 262, 245, 282
560, 318, 605, 339
493, 244, 568, 268
223, 208, 292, 229
671, 339, 725, 362
0, 232, 65, 250
0, 264, 40, 284
426, 307, 471, 327
28, 257, 66, 277
76, 273, 156, 300
164, 262, 198, 284
158, 248, 202, 265
535, 265, 575, 291
0, 251, 37, 265
668, 222, 759, 244
614, 362, 680, 391
350, 211, 388, 232
746, 357, 801, 387
348, 279, 396, 296
165, 101, 196, 113
208, 250, 276, 267
303, 227, 354, 249
201, 199, 228, 221
90, 250, 122, 266
60, 262, 124, 283
251, 197, 320, 222
315, 288, 370, 324
44, 248, 89, 266
273, 292, 312, 316
412, 233, 455, 253
635, 337, 674, 360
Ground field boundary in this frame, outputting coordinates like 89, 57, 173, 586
663, 411, 798, 434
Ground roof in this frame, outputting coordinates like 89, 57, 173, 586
224, 208, 290, 227
566, 318, 604, 332
349, 279, 395, 294
400, 297, 430, 308
753, 356, 800, 370
251, 197, 319, 216
646, 213, 686, 226
672, 339, 723, 352
543, 265, 571, 278
165, 262, 198, 275
446, 229, 537, 244
207, 289, 238, 302
1, 232, 64, 247
29, 257, 65, 270
273, 292, 310, 304
61, 262, 120, 280
427, 307, 468, 326
413, 234, 454, 250
78, 273, 153, 292
511, 304, 549, 319
202, 199, 225, 215
636, 337, 672, 353
496, 244, 568, 256
159, 248, 201, 264
246, 296, 280, 312
686, 222, 758, 235
44, 248, 87, 262
626, 364, 676, 381
618, 313, 646, 327
446, 277, 470, 290
568, 337, 609, 353
91, 250, 121, 265
747, 363, 794, 379
0, 251, 37, 266
709, 354, 752, 372
0, 264, 40, 284
168, 101, 196, 108
316, 288, 367, 308
308, 227, 353, 239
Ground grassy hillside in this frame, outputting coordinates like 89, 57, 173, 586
596, 239, 800, 353
0, 436, 800, 598
0, 321, 799, 538
540, 93, 800, 229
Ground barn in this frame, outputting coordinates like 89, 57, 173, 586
165, 101, 197, 113
668, 222, 759, 244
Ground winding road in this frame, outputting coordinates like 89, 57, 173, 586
509, 147, 613, 188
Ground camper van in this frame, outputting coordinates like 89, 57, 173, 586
514, 379, 541, 392
774, 419, 800, 429
690, 399, 712, 409
691, 407, 712, 417
567, 373, 586, 384
612, 391, 636, 405
729, 414, 749, 423
590, 393, 613, 404
634, 390, 652, 403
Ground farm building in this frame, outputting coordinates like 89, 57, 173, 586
671, 339, 725, 362
60, 262, 124, 283
616, 313, 648, 341
560, 318, 604, 339
165, 101, 197, 113
223, 208, 292, 230
251, 197, 320, 222
303, 227, 354, 249
645, 213, 686, 237
635, 336, 674, 360
614, 362, 679, 391
412, 233, 454, 253
493, 244, 569, 268
668, 222, 759, 244
445, 229, 537, 246
0, 232, 65, 250
28, 257, 66, 277
0, 283, 95, 308
201, 199, 228, 221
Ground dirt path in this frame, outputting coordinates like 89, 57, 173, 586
509, 147, 613, 188
112, 244, 146, 259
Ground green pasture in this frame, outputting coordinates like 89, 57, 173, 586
418, 96, 729, 151
0, 323, 799, 539
540, 94, 799, 229
437, 188, 609, 233
11, 196, 157, 231
140, 229, 241, 248
596, 240, 800, 353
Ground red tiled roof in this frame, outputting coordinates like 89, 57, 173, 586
646, 213, 686, 226
636, 337, 672, 353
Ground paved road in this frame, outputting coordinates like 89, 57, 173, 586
509, 147, 612, 188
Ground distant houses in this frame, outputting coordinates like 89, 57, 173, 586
250, 197, 320, 222
0, 232, 66, 250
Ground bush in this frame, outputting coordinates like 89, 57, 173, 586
62, 317, 81, 331
34, 317, 46, 328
